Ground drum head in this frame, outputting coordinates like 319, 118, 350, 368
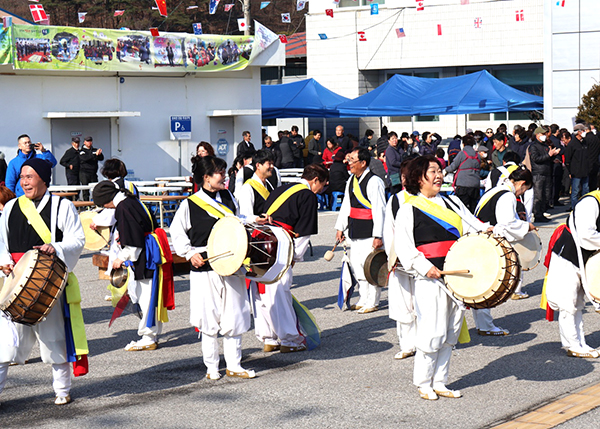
364, 249, 388, 287
586, 251, 600, 302
207, 217, 248, 277
249, 225, 294, 284
80, 211, 110, 251
512, 231, 542, 271
387, 243, 400, 272
0, 250, 37, 310
444, 233, 508, 304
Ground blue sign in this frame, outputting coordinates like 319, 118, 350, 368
170, 116, 192, 140
217, 138, 229, 156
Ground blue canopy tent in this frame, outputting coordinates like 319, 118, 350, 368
336, 70, 543, 117
261, 78, 350, 119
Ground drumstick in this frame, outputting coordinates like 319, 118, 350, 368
324, 240, 340, 261
440, 269, 470, 275
202, 251, 233, 262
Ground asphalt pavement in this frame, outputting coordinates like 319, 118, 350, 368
2, 203, 600, 429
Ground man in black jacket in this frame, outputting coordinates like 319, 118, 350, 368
59, 137, 81, 186
236, 131, 256, 157
332, 125, 351, 153
263, 135, 282, 169
79, 136, 104, 200
289, 125, 305, 168
564, 125, 590, 209
529, 127, 560, 222
584, 123, 600, 191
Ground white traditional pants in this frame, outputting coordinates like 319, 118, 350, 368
388, 270, 416, 352
130, 278, 162, 343
412, 277, 463, 390
545, 255, 594, 353
250, 281, 279, 346
348, 237, 381, 308
472, 309, 498, 331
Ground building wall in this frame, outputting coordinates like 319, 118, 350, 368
0, 69, 263, 182
544, 0, 600, 128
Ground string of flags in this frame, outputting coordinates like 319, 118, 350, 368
192, 23, 203, 35
78, 12, 87, 23
224, 4, 234, 12
261, 2, 270, 10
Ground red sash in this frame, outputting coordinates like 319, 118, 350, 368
10, 253, 25, 264
416, 241, 455, 259
349, 207, 373, 220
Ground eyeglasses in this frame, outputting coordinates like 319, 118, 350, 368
486, 131, 493, 134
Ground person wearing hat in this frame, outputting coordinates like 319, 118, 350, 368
79, 136, 104, 201
60, 137, 81, 186
477, 144, 492, 179
92, 180, 173, 352
564, 124, 591, 209
0, 158, 86, 405
529, 126, 561, 223
170, 156, 256, 379
5, 134, 57, 197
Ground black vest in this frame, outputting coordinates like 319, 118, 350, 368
8, 197, 64, 253
476, 190, 509, 226
349, 171, 375, 239
187, 190, 236, 272
552, 196, 600, 267
412, 201, 459, 270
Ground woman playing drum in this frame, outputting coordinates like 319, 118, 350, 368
395, 155, 489, 400
170, 156, 255, 379
473, 166, 535, 336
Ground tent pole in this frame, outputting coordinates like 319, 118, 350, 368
323, 118, 327, 138
506, 111, 509, 134
411, 115, 415, 134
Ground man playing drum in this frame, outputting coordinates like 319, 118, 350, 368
383, 159, 417, 360
0, 158, 86, 405
259, 163, 329, 353
171, 156, 256, 379
395, 155, 489, 400
92, 180, 174, 352
335, 147, 386, 314
474, 166, 536, 336
544, 190, 600, 358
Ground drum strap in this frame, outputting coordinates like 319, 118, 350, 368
352, 175, 372, 209
247, 179, 270, 201
266, 184, 307, 216
189, 194, 234, 219
18, 196, 52, 243
405, 195, 462, 237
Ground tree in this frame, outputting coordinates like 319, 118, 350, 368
577, 83, 600, 127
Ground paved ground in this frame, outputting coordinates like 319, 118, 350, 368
2, 203, 600, 429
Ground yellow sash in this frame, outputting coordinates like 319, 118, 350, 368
247, 179, 270, 201
189, 193, 234, 219
474, 186, 508, 217
352, 175, 372, 209
17, 196, 88, 355
266, 184, 306, 215
405, 195, 463, 236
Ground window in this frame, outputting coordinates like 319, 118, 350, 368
469, 113, 490, 121
339, 0, 384, 7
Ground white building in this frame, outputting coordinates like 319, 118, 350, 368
0, 27, 284, 184
305, 0, 547, 138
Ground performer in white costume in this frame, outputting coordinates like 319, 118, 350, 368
395, 155, 489, 400
0, 158, 85, 405
171, 156, 255, 379
335, 147, 386, 314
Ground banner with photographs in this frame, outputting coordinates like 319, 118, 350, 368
7, 24, 258, 72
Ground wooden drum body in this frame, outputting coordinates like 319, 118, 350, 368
443, 232, 521, 309
0, 250, 69, 325
208, 216, 294, 284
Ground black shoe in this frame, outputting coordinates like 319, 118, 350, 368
535, 215, 551, 223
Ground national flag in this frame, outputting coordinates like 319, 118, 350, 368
192, 23, 203, 35
333, 0, 340, 4
279, 34, 288, 43
396, 27, 405, 38
155, 0, 167, 16
416, 0, 424, 11
297, 0, 306, 11
237, 17, 247, 31
371, 4, 378, 15
556, 0, 565, 6
260, 1, 270, 10
78, 12, 87, 23
29, 4, 48, 22
358, 31, 366, 41
318, 33, 327, 40
209, 0, 220, 15
281, 13, 291, 23
437, 24, 442, 35
516, 10, 524, 21
3, 16, 12, 28
461, 0, 469, 4
114, 10, 124, 17
337, 252, 358, 311
325, 9, 334, 17
474, 17, 482, 28
224, 4, 234, 11
150, 28, 160, 37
